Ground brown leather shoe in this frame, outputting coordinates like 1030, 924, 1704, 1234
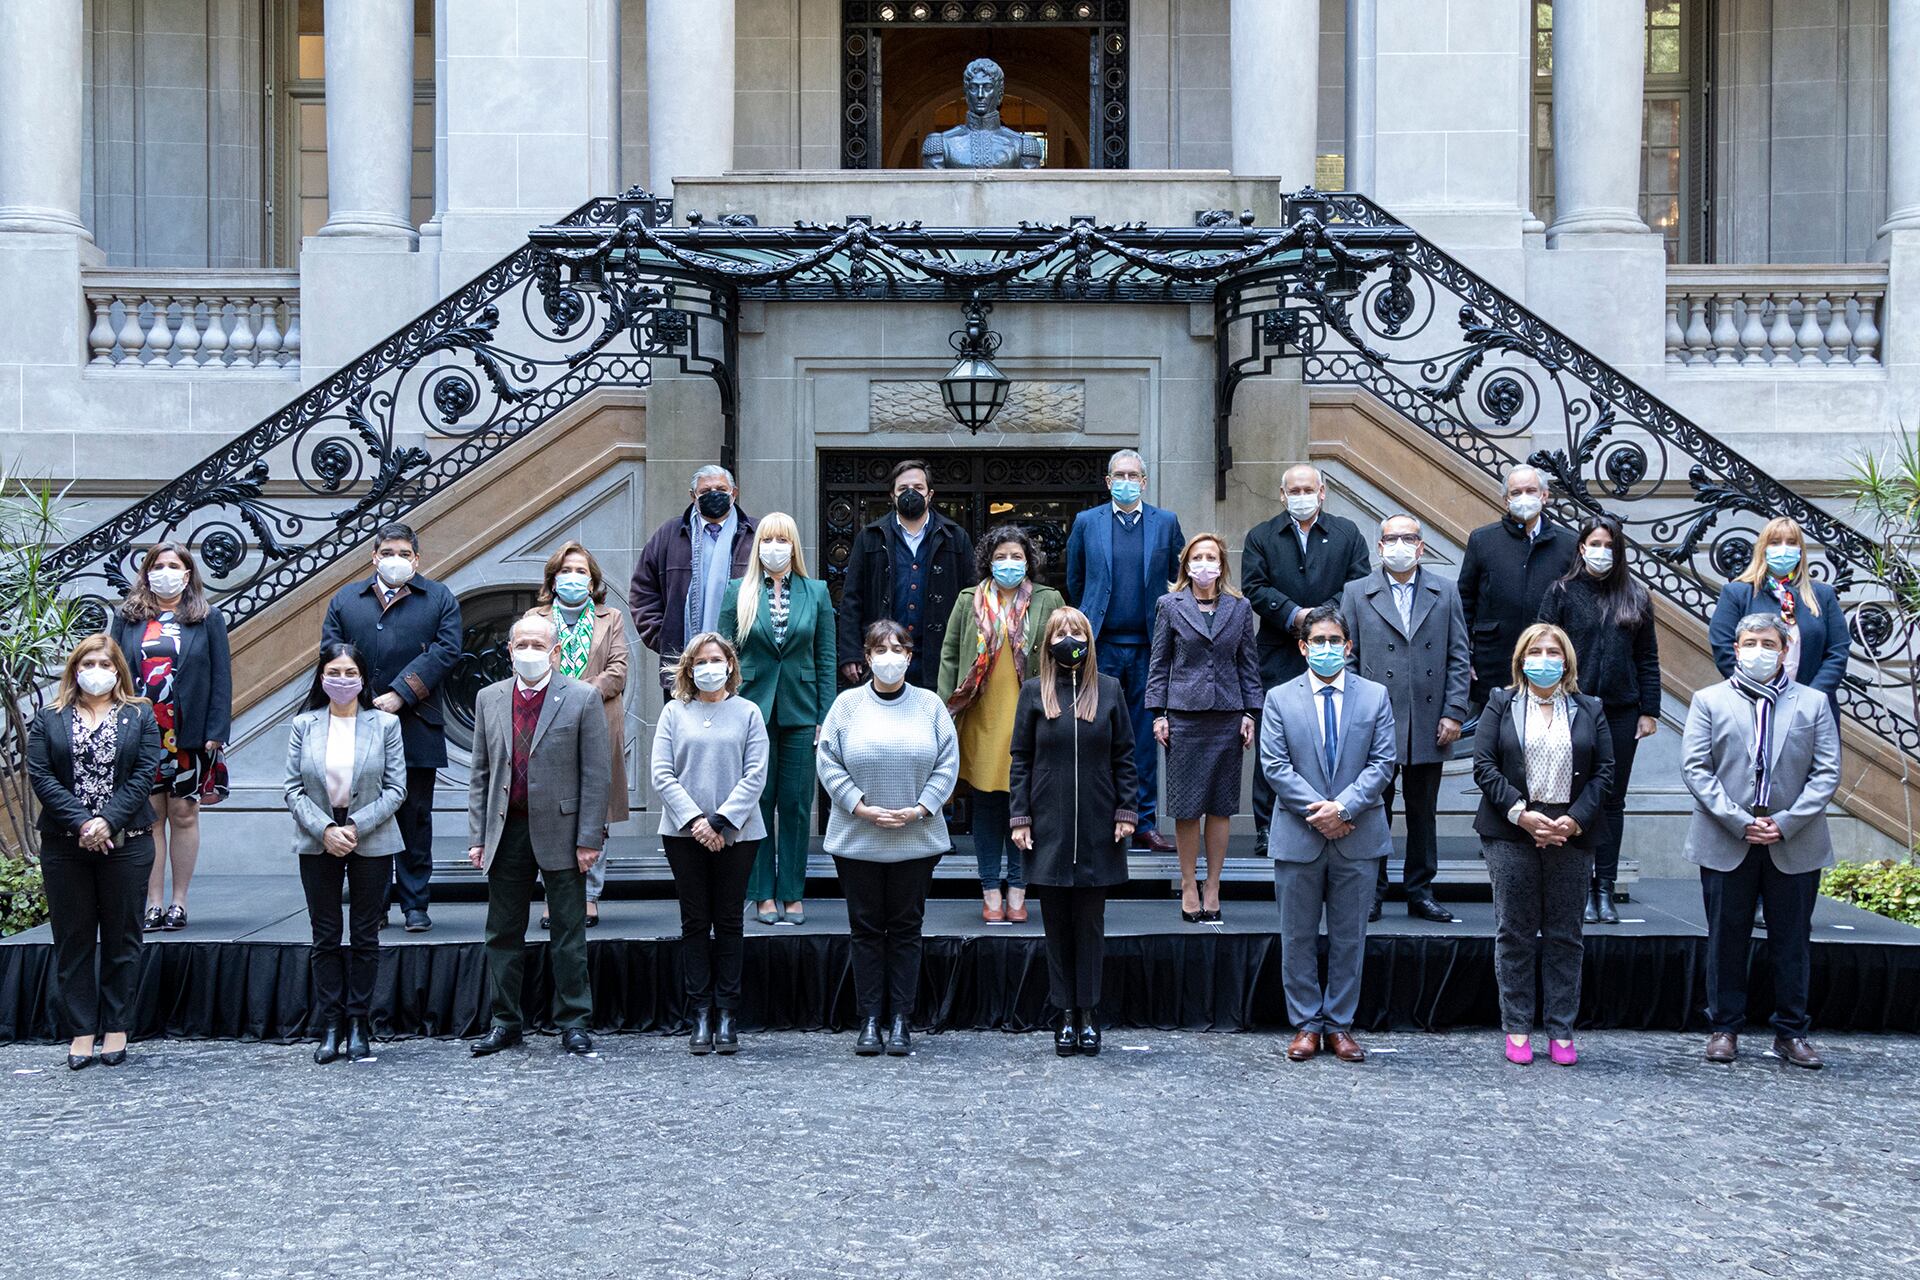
1132, 829, 1176, 854
1773, 1035, 1824, 1070
1704, 1032, 1737, 1064
1286, 1029, 1321, 1061
1325, 1031, 1368, 1063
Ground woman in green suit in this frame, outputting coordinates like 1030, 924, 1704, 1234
938, 524, 1061, 925
720, 512, 837, 926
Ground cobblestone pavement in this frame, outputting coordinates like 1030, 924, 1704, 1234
6, 1030, 1917, 1279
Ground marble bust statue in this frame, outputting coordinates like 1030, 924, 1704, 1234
920, 58, 1044, 170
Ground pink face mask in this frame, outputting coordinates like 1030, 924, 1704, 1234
1188, 563, 1221, 586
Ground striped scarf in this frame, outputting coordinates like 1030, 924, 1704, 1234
1730, 665, 1789, 811
946, 581, 1031, 716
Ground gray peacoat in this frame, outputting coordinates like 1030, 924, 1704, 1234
1144, 589, 1263, 716
1339, 567, 1472, 767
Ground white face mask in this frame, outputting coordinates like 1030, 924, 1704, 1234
1286, 492, 1320, 523
691, 660, 730, 692
868, 651, 911, 685
1508, 493, 1543, 524
1380, 544, 1418, 574
76, 667, 118, 697
1582, 546, 1615, 575
147, 567, 188, 598
759, 542, 793, 574
375, 555, 415, 588
1736, 646, 1781, 681
511, 648, 551, 684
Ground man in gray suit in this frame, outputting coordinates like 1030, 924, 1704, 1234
1260, 604, 1397, 1063
1340, 514, 1472, 924
466, 614, 612, 1057
1682, 612, 1840, 1070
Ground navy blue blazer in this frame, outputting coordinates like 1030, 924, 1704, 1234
1707, 578, 1847, 714
321, 573, 464, 768
110, 606, 232, 746
1065, 502, 1185, 640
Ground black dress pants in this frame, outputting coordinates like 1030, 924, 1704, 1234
1378, 761, 1445, 900
833, 853, 940, 1021
1701, 845, 1818, 1037
1038, 884, 1109, 1012
299, 850, 393, 1023
664, 836, 759, 1010
389, 764, 437, 913
40, 832, 154, 1038
1596, 704, 1643, 884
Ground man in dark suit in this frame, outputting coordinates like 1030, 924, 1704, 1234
466, 614, 612, 1058
321, 521, 462, 933
1243, 464, 1371, 845
1456, 465, 1578, 715
1065, 448, 1184, 851
1340, 514, 1471, 923
630, 464, 757, 693
836, 458, 975, 690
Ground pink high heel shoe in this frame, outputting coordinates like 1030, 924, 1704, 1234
1549, 1039, 1578, 1066
1504, 1035, 1533, 1065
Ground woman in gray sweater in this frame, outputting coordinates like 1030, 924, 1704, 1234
816, 620, 960, 1057
652, 632, 770, 1055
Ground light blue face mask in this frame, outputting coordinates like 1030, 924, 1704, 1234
1109, 477, 1142, 507
554, 572, 593, 606
1765, 545, 1801, 577
991, 560, 1027, 589
1522, 656, 1565, 689
1305, 641, 1346, 678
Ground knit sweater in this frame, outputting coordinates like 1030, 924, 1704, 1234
1536, 574, 1662, 715
650, 695, 770, 843
816, 682, 959, 862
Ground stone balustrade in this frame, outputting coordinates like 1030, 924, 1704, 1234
84, 270, 300, 371
1664, 265, 1886, 368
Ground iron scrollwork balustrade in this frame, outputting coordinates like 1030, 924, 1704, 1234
45, 191, 733, 637
1215, 187, 1920, 758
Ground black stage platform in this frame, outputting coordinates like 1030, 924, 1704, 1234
3, 875, 1915, 1042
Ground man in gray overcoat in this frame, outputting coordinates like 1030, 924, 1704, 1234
1340, 514, 1471, 923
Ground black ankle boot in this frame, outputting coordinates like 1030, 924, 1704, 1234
313, 1022, 343, 1065
885, 1014, 912, 1057
689, 1007, 714, 1055
346, 1017, 372, 1061
1583, 881, 1600, 924
1595, 879, 1620, 925
1078, 1016, 1101, 1056
1055, 1009, 1080, 1056
854, 1015, 884, 1056
715, 1009, 739, 1055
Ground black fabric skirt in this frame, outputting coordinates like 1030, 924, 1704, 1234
1163, 710, 1244, 820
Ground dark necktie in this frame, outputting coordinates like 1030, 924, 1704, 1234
1320, 685, 1338, 780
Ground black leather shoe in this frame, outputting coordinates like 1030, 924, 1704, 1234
346, 1017, 373, 1061
1773, 1035, 1823, 1069
689, 1007, 714, 1055
885, 1014, 912, 1057
1408, 895, 1455, 923
561, 1028, 593, 1056
854, 1016, 884, 1056
99, 1048, 127, 1067
1367, 898, 1383, 923
470, 1026, 522, 1057
67, 1053, 95, 1071
1595, 880, 1620, 925
313, 1022, 343, 1065
1055, 1009, 1079, 1057
715, 1009, 739, 1055
1078, 1019, 1101, 1057
404, 910, 432, 933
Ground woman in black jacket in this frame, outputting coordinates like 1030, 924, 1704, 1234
27, 635, 167, 1070
1536, 513, 1659, 925
1009, 607, 1138, 1058
1473, 623, 1614, 1068
110, 542, 232, 933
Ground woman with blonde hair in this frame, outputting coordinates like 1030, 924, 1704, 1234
1009, 607, 1137, 1056
1470, 622, 1614, 1067
1145, 532, 1261, 923
718, 512, 835, 926
26, 635, 166, 1069
1707, 516, 1847, 719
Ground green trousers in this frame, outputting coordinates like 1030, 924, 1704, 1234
748, 725, 816, 904
484, 815, 592, 1032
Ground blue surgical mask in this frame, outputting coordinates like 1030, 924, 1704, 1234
991, 560, 1027, 589
1523, 656, 1565, 689
1305, 642, 1346, 678
1765, 545, 1801, 577
1110, 478, 1142, 507
553, 571, 592, 605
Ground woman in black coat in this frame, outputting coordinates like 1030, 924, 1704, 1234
110, 541, 232, 933
1472, 623, 1614, 1069
27, 635, 167, 1070
1009, 607, 1138, 1058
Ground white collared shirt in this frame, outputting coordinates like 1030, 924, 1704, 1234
516, 672, 553, 697
1112, 501, 1143, 528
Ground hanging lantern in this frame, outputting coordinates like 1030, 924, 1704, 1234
938, 295, 1010, 433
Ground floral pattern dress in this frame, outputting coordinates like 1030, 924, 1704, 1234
137, 611, 206, 799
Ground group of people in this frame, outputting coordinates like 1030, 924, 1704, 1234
26, 451, 1851, 1072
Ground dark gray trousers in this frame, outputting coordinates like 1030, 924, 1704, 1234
1484, 837, 1592, 1038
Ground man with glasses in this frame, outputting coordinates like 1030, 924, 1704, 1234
630, 465, 757, 693
1457, 465, 1577, 716
836, 459, 975, 690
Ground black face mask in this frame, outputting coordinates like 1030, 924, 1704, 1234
1049, 636, 1088, 668
895, 489, 928, 520
696, 489, 732, 520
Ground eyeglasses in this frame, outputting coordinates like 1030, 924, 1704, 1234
1381, 535, 1420, 547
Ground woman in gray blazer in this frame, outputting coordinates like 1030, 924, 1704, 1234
284, 642, 407, 1064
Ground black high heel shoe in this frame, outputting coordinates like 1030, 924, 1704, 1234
1055, 1009, 1080, 1057
67, 1052, 95, 1071
313, 1022, 343, 1065
99, 1048, 127, 1067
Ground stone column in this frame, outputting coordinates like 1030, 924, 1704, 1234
0, 3, 90, 236
1547, 0, 1647, 240
1231, 0, 1318, 182
647, 0, 736, 201
316, 0, 416, 242
1343, 0, 1375, 194
1884, 0, 1920, 237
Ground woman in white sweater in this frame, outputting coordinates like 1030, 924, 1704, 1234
816, 620, 960, 1057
